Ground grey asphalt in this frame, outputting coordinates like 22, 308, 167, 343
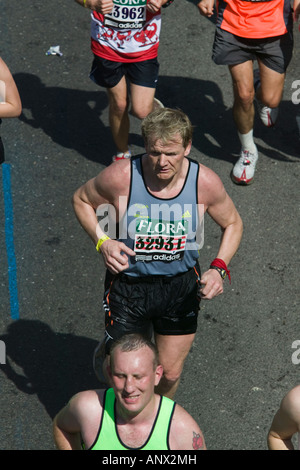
0, 0, 299, 451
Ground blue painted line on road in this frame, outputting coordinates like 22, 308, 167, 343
1, 163, 19, 320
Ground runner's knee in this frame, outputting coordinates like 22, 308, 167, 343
161, 367, 182, 387
109, 96, 129, 116
160, 373, 180, 390
259, 90, 282, 108
234, 87, 255, 110
130, 102, 152, 120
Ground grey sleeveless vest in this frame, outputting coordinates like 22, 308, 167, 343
119, 155, 201, 277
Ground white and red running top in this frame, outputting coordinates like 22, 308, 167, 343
91, 0, 162, 63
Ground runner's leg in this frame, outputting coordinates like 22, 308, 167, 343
107, 76, 130, 154
154, 332, 195, 399
256, 60, 285, 108
129, 83, 157, 119
229, 60, 255, 135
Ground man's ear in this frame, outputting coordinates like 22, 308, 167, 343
155, 364, 164, 386
184, 140, 192, 157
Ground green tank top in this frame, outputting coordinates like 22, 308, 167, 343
88, 388, 175, 450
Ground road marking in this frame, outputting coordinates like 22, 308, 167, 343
1, 163, 19, 320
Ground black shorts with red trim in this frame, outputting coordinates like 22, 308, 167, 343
102, 263, 201, 353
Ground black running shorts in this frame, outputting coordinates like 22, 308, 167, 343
212, 27, 294, 74
103, 264, 201, 353
89, 55, 159, 89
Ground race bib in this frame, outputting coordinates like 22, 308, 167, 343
104, 0, 147, 29
133, 218, 188, 263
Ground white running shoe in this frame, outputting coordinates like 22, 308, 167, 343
153, 97, 164, 110
112, 150, 131, 162
255, 99, 278, 127
253, 68, 278, 127
231, 147, 258, 185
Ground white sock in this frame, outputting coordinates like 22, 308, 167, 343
238, 130, 256, 153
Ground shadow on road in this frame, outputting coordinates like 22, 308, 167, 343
13, 73, 299, 166
0, 319, 100, 419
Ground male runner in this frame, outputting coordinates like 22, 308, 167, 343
53, 333, 207, 450
72, 107, 243, 398
197, 0, 299, 184
75, 0, 172, 161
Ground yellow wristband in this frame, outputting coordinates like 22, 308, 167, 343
96, 235, 110, 252
83, 0, 87, 7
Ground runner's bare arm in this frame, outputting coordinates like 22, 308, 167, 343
73, 176, 110, 246
267, 386, 300, 450
53, 391, 104, 450
0, 57, 22, 118
293, 0, 300, 24
169, 404, 207, 450
72, 161, 135, 273
197, 165, 243, 300
53, 394, 86, 450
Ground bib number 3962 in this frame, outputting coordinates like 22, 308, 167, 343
104, 0, 147, 29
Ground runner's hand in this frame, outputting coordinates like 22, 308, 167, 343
198, 269, 224, 300
99, 239, 136, 274
197, 0, 215, 17
147, 0, 164, 13
88, 0, 114, 14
